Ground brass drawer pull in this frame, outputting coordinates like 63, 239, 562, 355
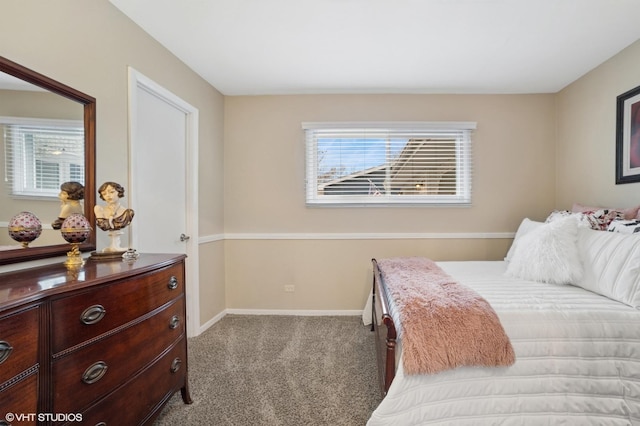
82, 361, 108, 384
168, 276, 179, 290
169, 315, 180, 330
0, 340, 13, 364
170, 357, 182, 373
80, 305, 106, 325
95, 423, 107, 426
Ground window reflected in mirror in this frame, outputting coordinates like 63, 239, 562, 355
3, 117, 84, 198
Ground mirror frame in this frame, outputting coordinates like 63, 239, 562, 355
0, 56, 96, 265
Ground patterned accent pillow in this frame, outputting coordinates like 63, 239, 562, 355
545, 210, 591, 228
546, 209, 622, 231
572, 202, 640, 220
607, 218, 640, 234
582, 209, 623, 230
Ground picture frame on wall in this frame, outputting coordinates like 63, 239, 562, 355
616, 84, 640, 184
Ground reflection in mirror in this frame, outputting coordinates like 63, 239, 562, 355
1, 79, 84, 248
0, 57, 95, 265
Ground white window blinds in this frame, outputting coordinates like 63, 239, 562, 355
303, 122, 475, 206
2, 117, 84, 198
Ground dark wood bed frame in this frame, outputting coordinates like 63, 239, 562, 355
371, 258, 398, 396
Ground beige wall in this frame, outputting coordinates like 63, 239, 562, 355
0, 0, 226, 327
224, 39, 640, 313
4, 0, 639, 323
225, 94, 557, 232
225, 238, 513, 311
224, 94, 556, 310
556, 39, 640, 209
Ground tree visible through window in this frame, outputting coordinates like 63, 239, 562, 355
303, 122, 475, 206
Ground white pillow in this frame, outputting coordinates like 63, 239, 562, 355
576, 227, 640, 307
505, 216, 582, 285
505, 218, 544, 261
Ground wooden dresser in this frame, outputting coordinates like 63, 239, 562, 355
0, 253, 191, 426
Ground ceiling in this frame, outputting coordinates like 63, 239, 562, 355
109, 0, 640, 96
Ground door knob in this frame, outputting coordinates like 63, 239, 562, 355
180, 233, 191, 242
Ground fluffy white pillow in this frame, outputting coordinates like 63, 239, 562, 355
576, 227, 640, 307
505, 218, 544, 261
505, 216, 582, 285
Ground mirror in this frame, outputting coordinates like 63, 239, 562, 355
0, 56, 95, 265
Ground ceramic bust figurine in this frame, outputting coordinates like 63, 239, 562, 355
51, 181, 84, 230
93, 181, 135, 254
94, 181, 135, 232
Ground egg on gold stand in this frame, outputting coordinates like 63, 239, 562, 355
60, 213, 92, 268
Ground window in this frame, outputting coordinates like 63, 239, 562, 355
303, 122, 475, 206
2, 117, 84, 198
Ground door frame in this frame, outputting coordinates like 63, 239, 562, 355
127, 67, 200, 337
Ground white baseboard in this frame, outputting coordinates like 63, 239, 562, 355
196, 309, 364, 336
226, 308, 363, 316
196, 310, 227, 336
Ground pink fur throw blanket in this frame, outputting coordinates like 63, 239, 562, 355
377, 257, 515, 375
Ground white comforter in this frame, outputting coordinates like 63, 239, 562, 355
368, 261, 640, 425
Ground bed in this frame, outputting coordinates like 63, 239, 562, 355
368, 210, 640, 425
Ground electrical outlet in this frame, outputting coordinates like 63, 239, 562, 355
284, 285, 295, 292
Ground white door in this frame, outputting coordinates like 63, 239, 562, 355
128, 68, 200, 337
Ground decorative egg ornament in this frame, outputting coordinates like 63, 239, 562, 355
60, 213, 91, 267
60, 213, 91, 244
8, 211, 42, 248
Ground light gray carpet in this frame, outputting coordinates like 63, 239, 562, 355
154, 315, 382, 426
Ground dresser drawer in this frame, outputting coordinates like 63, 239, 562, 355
51, 263, 184, 354
0, 372, 38, 425
72, 340, 187, 426
0, 306, 39, 385
52, 298, 185, 414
